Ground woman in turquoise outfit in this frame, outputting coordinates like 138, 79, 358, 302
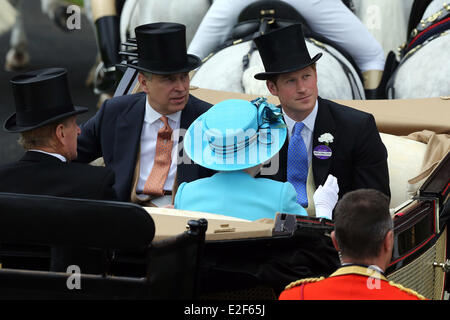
175, 98, 337, 221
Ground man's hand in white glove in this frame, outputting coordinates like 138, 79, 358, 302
313, 174, 339, 220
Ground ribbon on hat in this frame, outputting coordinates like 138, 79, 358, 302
251, 97, 286, 144
209, 131, 258, 156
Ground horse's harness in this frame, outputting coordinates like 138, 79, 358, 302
399, 3, 450, 60
202, 1, 313, 69
201, 0, 363, 99
387, 3, 450, 98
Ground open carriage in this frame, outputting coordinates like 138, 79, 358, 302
0, 65, 448, 300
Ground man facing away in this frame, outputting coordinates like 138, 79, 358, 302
0, 67, 117, 201
279, 188, 426, 300
0, 67, 118, 273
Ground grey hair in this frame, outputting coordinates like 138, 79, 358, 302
18, 117, 72, 150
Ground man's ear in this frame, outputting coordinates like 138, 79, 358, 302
266, 80, 278, 96
384, 229, 394, 254
331, 230, 340, 252
55, 123, 65, 141
382, 229, 395, 269
52, 123, 66, 149
137, 73, 149, 94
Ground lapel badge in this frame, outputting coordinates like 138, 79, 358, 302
314, 133, 334, 160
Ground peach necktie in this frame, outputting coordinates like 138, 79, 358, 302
143, 116, 173, 196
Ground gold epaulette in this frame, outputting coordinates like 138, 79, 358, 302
388, 281, 427, 300
284, 276, 325, 290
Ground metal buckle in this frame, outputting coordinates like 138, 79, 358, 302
433, 259, 450, 273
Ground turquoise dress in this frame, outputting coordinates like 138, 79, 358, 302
174, 170, 307, 220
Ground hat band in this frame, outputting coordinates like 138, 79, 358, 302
209, 131, 259, 156
265, 56, 312, 72
138, 57, 188, 72
16, 104, 74, 127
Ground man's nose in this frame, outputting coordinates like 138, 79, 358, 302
296, 80, 307, 92
174, 77, 188, 91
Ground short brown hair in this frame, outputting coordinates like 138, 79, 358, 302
333, 189, 393, 260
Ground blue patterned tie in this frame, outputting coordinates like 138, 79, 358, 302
287, 122, 308, 207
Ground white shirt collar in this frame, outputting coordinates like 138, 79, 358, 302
283, 100, 318, 136
29, 149, 67, 162
144, 97, 181, 125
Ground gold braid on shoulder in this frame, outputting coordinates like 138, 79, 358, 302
284, 276, 325, 290
388, 281, 427, 300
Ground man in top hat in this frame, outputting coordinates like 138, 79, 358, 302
279, 189, 426, 300
0, 67, 117, 200
0, 67, 117, 272
76, 22, 213, 205
253, 23, 390, 217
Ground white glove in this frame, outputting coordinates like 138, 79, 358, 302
313, 174, 339, 220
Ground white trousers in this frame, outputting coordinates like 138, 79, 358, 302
188, 0, 386, 72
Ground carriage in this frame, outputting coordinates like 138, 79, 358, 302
0, 0, 449, 301
114, 67, 450, 300
0, 62, 447, 299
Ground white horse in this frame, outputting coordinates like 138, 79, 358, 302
4, 0, 90, 71
119, 0, 408, 100
119, 0, 448, 99
386, 1, 450, 98
191, 37, 365, 100
0, 0, 17, 34
119, 0, 211, 46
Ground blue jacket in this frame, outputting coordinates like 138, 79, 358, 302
174, 170, 307, 221
76, 92, 213, 201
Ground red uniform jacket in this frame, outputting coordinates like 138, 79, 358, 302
279, 265, 426, 300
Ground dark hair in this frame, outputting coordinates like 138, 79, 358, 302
334, 189, 393, 260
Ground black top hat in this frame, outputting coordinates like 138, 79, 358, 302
253, 23, 322, 80
121, 22, 201, 74
4, 68, 88, 133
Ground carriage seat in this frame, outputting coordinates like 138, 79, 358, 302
379, 133, 427, 209
0, 192, 207, 299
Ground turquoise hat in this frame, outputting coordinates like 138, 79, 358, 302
184, 98, 287, 171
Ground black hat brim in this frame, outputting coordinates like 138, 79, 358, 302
119, 54, 202, 75
3, 106, 88, 133
254, 53, 322, 80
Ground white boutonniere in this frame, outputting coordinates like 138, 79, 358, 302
318, 133, 334, 146
314, 133, 334, 160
